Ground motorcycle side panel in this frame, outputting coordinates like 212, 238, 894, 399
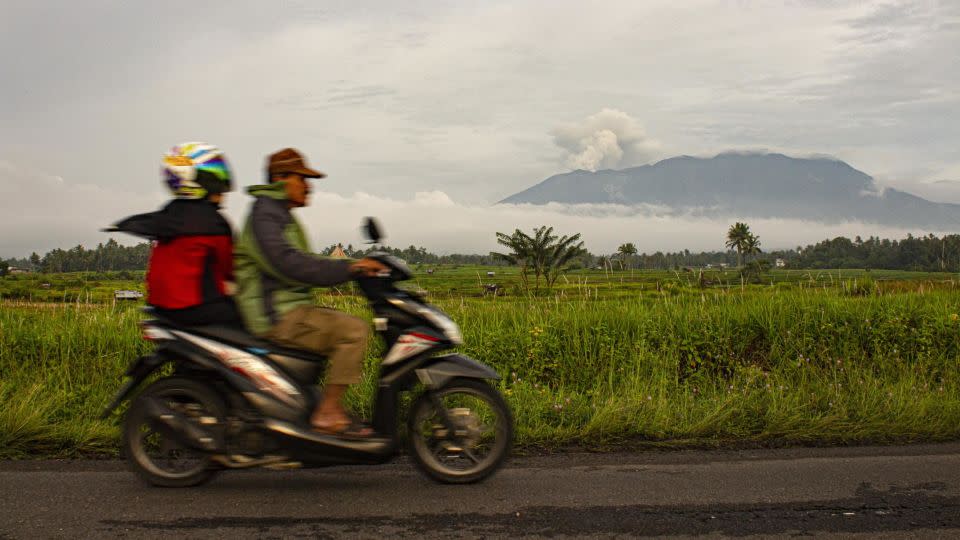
100, 342, 222, 418
268, 354, 325, 385
242, 391, 307, 423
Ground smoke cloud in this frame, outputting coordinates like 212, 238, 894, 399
552, 109, 662, 171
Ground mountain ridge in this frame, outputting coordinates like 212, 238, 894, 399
498, 153, 960, 228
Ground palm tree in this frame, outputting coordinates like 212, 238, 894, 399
545, 232, 586, 287
492, 226, 585, 292
744, 233, 762, 262
725, 222, 752, 268
617, 242, 638, 270
529, 226, 558, 289
492, 229, 534, 289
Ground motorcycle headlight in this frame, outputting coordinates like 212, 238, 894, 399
387, 297, 463, 345
420, 308, 463, 345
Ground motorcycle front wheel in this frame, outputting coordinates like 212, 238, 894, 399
122, 377, 225, 488
407, 378, 513, 484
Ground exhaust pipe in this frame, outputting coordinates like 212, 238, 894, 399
142, 397, 222, 453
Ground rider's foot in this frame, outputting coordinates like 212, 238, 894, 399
311, 383, 375, 438
311, 415, 375, 439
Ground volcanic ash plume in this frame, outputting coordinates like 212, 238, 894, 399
552, 109, 661, 171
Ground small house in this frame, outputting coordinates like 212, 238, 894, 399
114, 290, 144, 301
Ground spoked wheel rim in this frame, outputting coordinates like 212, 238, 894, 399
126, 391, 218, 480
410, 384, 510, 479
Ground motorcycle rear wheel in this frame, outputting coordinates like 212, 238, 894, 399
407, 378, 513, 484
122, 377, 225, 488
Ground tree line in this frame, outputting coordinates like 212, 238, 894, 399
7, 231, 960, 275
5, 238, 501, 274
9, 239, 153, 274
319, 243, 502, 266
787, 234, 960, 271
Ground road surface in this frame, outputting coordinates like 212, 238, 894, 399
2, 443, 959, 538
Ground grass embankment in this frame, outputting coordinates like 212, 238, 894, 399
2, 283, 959, 458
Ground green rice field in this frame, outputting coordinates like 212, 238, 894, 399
1, 267, 959, 457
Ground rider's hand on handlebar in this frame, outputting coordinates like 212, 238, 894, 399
350, 258, 389, 277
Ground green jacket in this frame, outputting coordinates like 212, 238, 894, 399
234, 183, 354, 335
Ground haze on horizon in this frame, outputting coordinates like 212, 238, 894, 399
2, 1, 958, 257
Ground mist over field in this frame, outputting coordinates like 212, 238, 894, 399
0, 169, 939, 258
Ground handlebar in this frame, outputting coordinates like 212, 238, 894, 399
364, 252, 413, 281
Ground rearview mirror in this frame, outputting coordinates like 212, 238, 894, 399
363, 217, 383, 244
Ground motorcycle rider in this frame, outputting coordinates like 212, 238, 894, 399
111, 142, 241, 327
234, 148, 387, 438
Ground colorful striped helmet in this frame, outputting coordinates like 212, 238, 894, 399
162, 142, 233, 199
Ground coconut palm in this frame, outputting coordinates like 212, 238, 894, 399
744, 233, 762, 262
725, 222, 752, 268
617, 242, 638, 269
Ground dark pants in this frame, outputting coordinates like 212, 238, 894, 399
153, 297, 243, 328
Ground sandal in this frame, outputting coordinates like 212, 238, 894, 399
312, 416, 375, 440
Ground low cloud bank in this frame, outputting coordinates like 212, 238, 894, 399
0, 160, 165, 256
1, 166, 948, 258
286, 191, 942, 256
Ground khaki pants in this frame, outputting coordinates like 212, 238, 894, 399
265, 306, 368, 385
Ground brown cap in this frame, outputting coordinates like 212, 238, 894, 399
267, 148, 326, 178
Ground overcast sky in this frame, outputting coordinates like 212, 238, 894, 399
2, 0, 958, 257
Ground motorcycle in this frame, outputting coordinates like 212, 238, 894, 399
102, 218, 513, 486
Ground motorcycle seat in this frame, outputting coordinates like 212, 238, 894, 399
143, 308, 325, 363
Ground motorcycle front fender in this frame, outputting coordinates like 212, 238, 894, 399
414, 353, 501, 389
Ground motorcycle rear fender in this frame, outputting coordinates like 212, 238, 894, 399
99, 341, 250, 419
414, 353, 501, 389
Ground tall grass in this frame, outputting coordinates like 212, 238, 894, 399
1, 286, 959, 457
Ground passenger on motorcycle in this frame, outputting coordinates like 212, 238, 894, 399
110, 142, 241, 327
234, 148, 387, 439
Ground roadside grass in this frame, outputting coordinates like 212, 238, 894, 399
2, 280, 959, 458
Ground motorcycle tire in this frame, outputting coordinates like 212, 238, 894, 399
122, 377, 226, 488
407, 378, 513, 484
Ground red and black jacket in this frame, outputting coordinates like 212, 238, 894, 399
113, 200, 239, 326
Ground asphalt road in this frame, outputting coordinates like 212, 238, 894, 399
2, 443, 959, 538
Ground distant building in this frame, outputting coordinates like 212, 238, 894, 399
775, 258, 786, 268
486, 271, 495, 277
8, 267, 30, 275
114, 290, 144, 301
329, 243, 347, 258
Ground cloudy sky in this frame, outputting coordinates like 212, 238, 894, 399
2, 0, 958, 257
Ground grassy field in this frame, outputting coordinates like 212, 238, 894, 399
2, 266, 957, 303
2, 267, 959, 457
